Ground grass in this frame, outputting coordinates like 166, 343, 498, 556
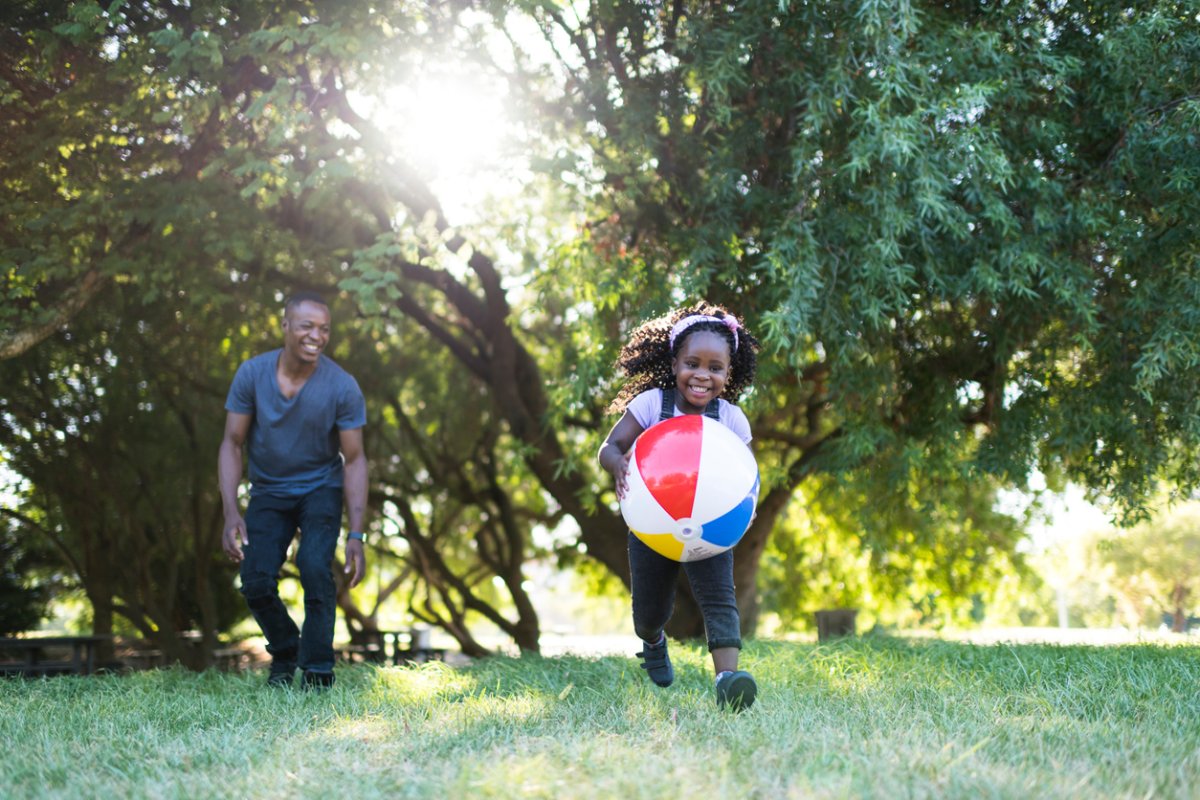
2, 636, 1199, 799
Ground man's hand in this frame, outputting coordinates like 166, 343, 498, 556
344, 538, 366, 588
222, 515, 248, 563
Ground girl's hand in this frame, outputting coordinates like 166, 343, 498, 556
612, 450, 633, 500
599, 412, 644, 502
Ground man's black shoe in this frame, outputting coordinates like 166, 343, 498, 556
266, 652, 297, 688
301, 670, 335, 691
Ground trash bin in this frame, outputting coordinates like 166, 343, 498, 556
815, 609, 858, 642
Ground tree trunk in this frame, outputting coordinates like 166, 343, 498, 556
81, 522, 118, 666
736, 486, 794, 635
1171, 583, 1189, 632
89, 587, 116, 667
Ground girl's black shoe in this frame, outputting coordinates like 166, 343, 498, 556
636, 636, 674, 687
715, 670, 757, 710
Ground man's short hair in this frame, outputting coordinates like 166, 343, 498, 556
284, 291, 329, 315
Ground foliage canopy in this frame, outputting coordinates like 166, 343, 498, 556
1, 1, 1198, 651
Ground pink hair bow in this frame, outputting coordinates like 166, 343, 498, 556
668, 314, 740, 352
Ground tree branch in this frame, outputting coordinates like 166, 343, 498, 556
0, 269, 108, 360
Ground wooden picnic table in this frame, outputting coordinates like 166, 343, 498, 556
339, 628, 448, 666
0, 635, 107, 677
386, 628, 448, 665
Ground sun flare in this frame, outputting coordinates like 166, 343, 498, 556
372, 72, 512, 219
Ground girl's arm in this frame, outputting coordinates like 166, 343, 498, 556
598, 410, 645, 499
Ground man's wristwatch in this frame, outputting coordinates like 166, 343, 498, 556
348, 531, 365, 542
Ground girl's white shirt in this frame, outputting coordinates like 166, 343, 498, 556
625, 388, 752, 445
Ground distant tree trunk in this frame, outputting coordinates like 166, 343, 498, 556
81, 525, 117, 665
338, 585, 381, 645
733, 497, 788, 634
89, 587, 115, 666
1171, 583, 1189, 633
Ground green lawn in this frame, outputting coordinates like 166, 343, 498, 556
2, 636, 1198, 799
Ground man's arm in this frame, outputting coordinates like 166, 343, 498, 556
219, 412, 252, 562
339, 426, 368, 588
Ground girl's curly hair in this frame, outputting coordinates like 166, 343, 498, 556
608, 302, 760, 414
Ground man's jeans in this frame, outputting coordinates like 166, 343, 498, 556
628, 533, 742, 651
240, 487, 342, 673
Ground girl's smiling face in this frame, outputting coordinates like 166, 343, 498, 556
671, 330, 732, 413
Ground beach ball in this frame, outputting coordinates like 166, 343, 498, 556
620, 414, 760, 562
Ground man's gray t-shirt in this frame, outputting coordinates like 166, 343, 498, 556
225, 349, 367, 498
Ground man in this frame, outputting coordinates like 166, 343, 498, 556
219, 291, 367, 689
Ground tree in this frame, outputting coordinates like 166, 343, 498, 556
3, 1, 1198, 652
1097, 501, 1200, 632
337, 315, 556, 655
760, 467, 1033, 631
491, 0, 1200, 629
0, 511, 59, 636
0, 280, 258, 666
4, 0, 571, 655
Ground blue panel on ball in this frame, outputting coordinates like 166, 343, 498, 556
699, 476, 760, 548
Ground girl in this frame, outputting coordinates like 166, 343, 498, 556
598, 302, 761, 710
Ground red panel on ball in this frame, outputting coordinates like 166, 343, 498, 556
635, 414, 704, 520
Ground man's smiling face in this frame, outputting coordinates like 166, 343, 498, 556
282, 300, 331, 365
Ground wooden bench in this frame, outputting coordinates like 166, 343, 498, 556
0, 635, 106, 677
